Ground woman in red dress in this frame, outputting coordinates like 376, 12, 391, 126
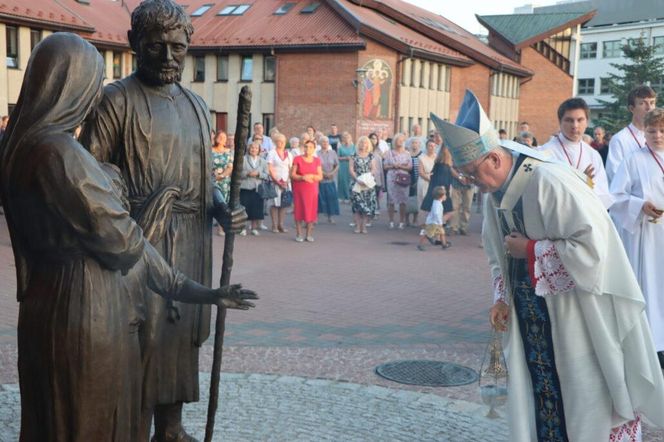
291, 140, 323, 242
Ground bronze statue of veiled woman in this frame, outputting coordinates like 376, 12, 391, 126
0, 32, 254, 441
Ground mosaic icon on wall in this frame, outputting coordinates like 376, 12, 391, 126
361, 59, 392, 120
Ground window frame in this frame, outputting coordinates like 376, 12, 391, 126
602, 40, 622, 58
6, 26, 18, 69
577, 78, 595, 95
30, 29, 42, 51
579, 42, 597, 59
274, 3, 295, 15
240, 55, 253, 82
263, 55, 276, 82
193, 55, 206, 82
112, 51, 123, 79
216, 54, 229, 82
191, 3, 213, 16
599, 77, 611, 95
653, 36, 664, 56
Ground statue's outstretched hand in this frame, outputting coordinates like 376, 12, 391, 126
174, 279, 257, 307
216, 284, 258, 310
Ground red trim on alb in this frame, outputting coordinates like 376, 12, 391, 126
527, 240, 537, 288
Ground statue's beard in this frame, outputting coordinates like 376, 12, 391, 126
136, 59, 183, 85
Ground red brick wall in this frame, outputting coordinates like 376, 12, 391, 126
275, 51, 358, 140
449, 63, 491, 122
519, 46, 574, 143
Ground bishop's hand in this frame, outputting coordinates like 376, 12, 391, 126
490, 301, 509, 332
503, 232, 529, 259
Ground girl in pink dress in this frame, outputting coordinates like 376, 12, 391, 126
291, 140, 323, 241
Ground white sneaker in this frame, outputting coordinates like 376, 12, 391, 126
239, 229, 247, 236
260, 223, 268, 231
349, 222, 356, 227
398, 223, 405, 230
389, 222, 395, 229
251, 229, 259, 236
295, 236, 304, 242
419, 229, 425, 236
365, 223, 372, 227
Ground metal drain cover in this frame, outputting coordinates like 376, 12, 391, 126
375, 360, 478, 387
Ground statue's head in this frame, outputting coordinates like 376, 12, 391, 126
129, 0, 194, 85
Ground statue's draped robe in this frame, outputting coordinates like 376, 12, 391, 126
482, 156, 664, 441
5, 136, 145, 441
80, 74, 213, 407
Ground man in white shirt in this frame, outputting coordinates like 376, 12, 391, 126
248, 122, 275, 153
606, 85, 657, 182
537, 98, 613, 209
406, 123, 428, 153
377, 127, 390, 154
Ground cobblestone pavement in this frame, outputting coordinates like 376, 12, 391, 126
0, 373, 508, 442
0, 199, 662, 441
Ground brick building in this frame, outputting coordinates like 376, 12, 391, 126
0, 0, 595, 142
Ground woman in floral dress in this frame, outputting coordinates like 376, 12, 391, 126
211, 130, 233, 203
350, 136, 377, 233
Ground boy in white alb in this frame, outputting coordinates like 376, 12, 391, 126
417, 186, 450, 250
606, 85, 656, 183
537, 97, 613, 209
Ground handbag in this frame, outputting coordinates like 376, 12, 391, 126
257, 180, 277, 199
280, 189, 293, 207
394, 171, 411, 187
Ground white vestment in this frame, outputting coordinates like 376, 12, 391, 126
482, 156, 664, 441
610, 148, 664, 352
607, 123, 646, 183
538, 135, 613, 209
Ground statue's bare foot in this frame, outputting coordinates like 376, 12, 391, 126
151, 428, 198, 442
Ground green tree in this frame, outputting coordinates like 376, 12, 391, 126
596, 36, 664, 135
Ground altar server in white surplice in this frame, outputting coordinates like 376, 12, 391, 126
538, 97, 613, 209
606, 85, 657, 183
433, 90, 664, 442
611, 107, 664, 368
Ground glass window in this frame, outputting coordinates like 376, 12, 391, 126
193, 55, 205, 82
578, 78, 595, 95
263, 56, 275, 82
602, 40, 622, 58
262, 114, 274, 133
6, 26, 18, 68
191, 4, 213, 16
216, 55, 228, 81
112, 52, 123, 79
218, 5, 237, 15
300, 2, 321, 13
654, 36, 664, 56
274, 3, 295, 15
240, 55, 253, 81
30, 29, 41, 51
651, 76, 664, 94
218, 4, 251, 16
600, 77, 611, 95
579, 42, 597, 59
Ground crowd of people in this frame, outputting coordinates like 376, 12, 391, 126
209, 121, 477, 248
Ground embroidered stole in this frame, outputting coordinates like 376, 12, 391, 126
495, 155, 570, 442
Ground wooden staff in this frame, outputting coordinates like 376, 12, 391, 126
205, 86, 252, 442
